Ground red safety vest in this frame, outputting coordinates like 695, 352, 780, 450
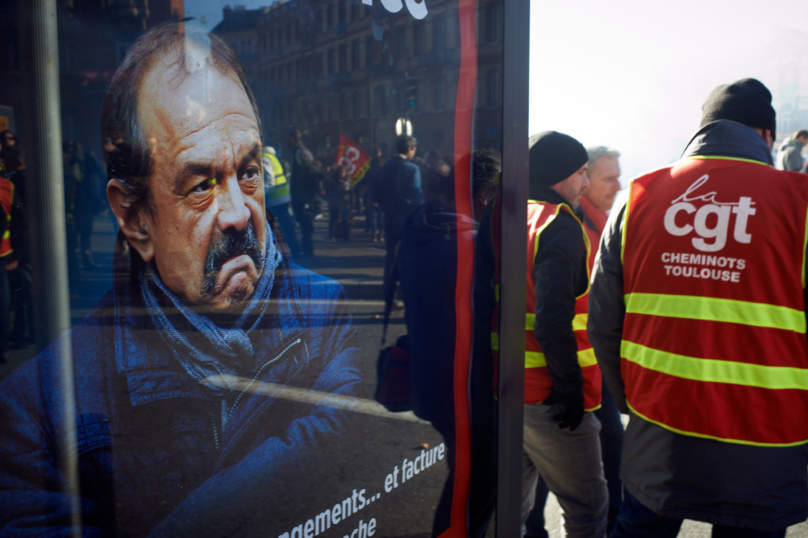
575, 197, 607, 386
492, 200, 602, 409
0, 177, 13, 258
622, 156, 808, 446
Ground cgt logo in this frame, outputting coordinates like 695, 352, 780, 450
663, 175, 756, 253
362, 0, 428, 20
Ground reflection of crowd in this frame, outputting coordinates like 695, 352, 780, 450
0, 130, 113, 360
0, 130, 31, 361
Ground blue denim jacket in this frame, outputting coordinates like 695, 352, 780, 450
0, 257, 363, 536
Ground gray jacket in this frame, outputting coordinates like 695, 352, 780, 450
776, 137, 805, 171
588, 119, 808, 531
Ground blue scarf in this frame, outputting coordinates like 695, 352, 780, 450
140, 225, 282, 398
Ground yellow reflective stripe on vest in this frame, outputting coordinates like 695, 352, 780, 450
2, 231, 8, 239
620, 179, 635, 264
263, 152, 287, 185
524, 346, 597, 368
622, 340, 808, 390
625, 293, 806, 334
525, 312, 587, 332
491, 332, 499, 351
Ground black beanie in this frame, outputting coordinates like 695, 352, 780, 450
700, 78, 776, 137
529, 131, 588, 189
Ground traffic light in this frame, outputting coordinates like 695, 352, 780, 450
403, 81, 417, 110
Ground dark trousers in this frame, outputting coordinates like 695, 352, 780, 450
291, 199, 314, 257
614, 489, 786, 538
367, 204, 383, 237
383, 226, 402, 310
0, 258, 10, 355
10, 261, 32, 343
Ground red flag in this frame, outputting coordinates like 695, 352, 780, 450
334, 133, 371, 186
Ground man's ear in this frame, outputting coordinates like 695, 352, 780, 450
764, 129, 775, 150
106, 178, 154, 262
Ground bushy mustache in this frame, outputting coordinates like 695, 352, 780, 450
200, 222, 264, 296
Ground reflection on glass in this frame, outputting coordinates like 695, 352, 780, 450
0, 0, 505, 536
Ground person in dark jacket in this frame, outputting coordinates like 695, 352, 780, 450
372, 135, 422, 313
775, 129, 807, 171
0, 25, 363, 536
589, 78, 806, 537
325, 164, 354, 242
520, 132, 608, 538
398, 148, 501, 538
287, 129, 322, 257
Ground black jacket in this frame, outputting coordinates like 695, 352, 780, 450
531, 186, 588, 399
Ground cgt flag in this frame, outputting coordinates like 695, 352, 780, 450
335, 133, 371, 186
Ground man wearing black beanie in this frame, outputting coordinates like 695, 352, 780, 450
519, 131, 608, 538
590, 78, 808, 538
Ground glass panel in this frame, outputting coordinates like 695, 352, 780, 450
0, 0, 506, 536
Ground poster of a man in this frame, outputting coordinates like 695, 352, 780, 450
0, 24, 363, 535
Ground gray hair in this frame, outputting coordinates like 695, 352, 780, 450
586, 146, 621, 174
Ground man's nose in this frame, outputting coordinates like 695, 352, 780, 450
582, 175, 590, 191
216, 177, 251, 232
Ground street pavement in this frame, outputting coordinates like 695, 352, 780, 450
2, 209, 807, 537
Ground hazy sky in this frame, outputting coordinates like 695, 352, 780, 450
183, 0, 278, 30
529, 0, 808, 184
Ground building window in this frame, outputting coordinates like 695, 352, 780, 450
353, 92, 361, 119
340, 93, 347, 120
327, 4, 334, 29
374, 84, 386, 116
350, 1, 359, 21
297, 58, 306, 81
488, 70, 501, 106
414, 26, 424, 54
328, 48, 336, 75
433, 18, 445, 51
397, 32, 407, 58
365, 38, 374, 66
352, 40, 360, 71
338, 0, 346, 24
339, 44, 347, 73
487, 6, 500, 43
434, 78, 445, 110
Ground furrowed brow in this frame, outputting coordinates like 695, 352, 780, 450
238, 144, 262, 171
175, 163, 214, 194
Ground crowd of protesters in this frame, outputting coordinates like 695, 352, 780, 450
0, 130, 110, 361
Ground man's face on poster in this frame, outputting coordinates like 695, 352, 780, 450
133, 52, 267, 311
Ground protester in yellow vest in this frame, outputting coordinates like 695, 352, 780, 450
262, 145, 299, 256
519, 131, 608, 538
525, 145, 625, 537
589, 78, 808, 537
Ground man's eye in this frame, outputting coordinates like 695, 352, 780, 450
243, 166, 259, 180
191, 178, 217, 192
